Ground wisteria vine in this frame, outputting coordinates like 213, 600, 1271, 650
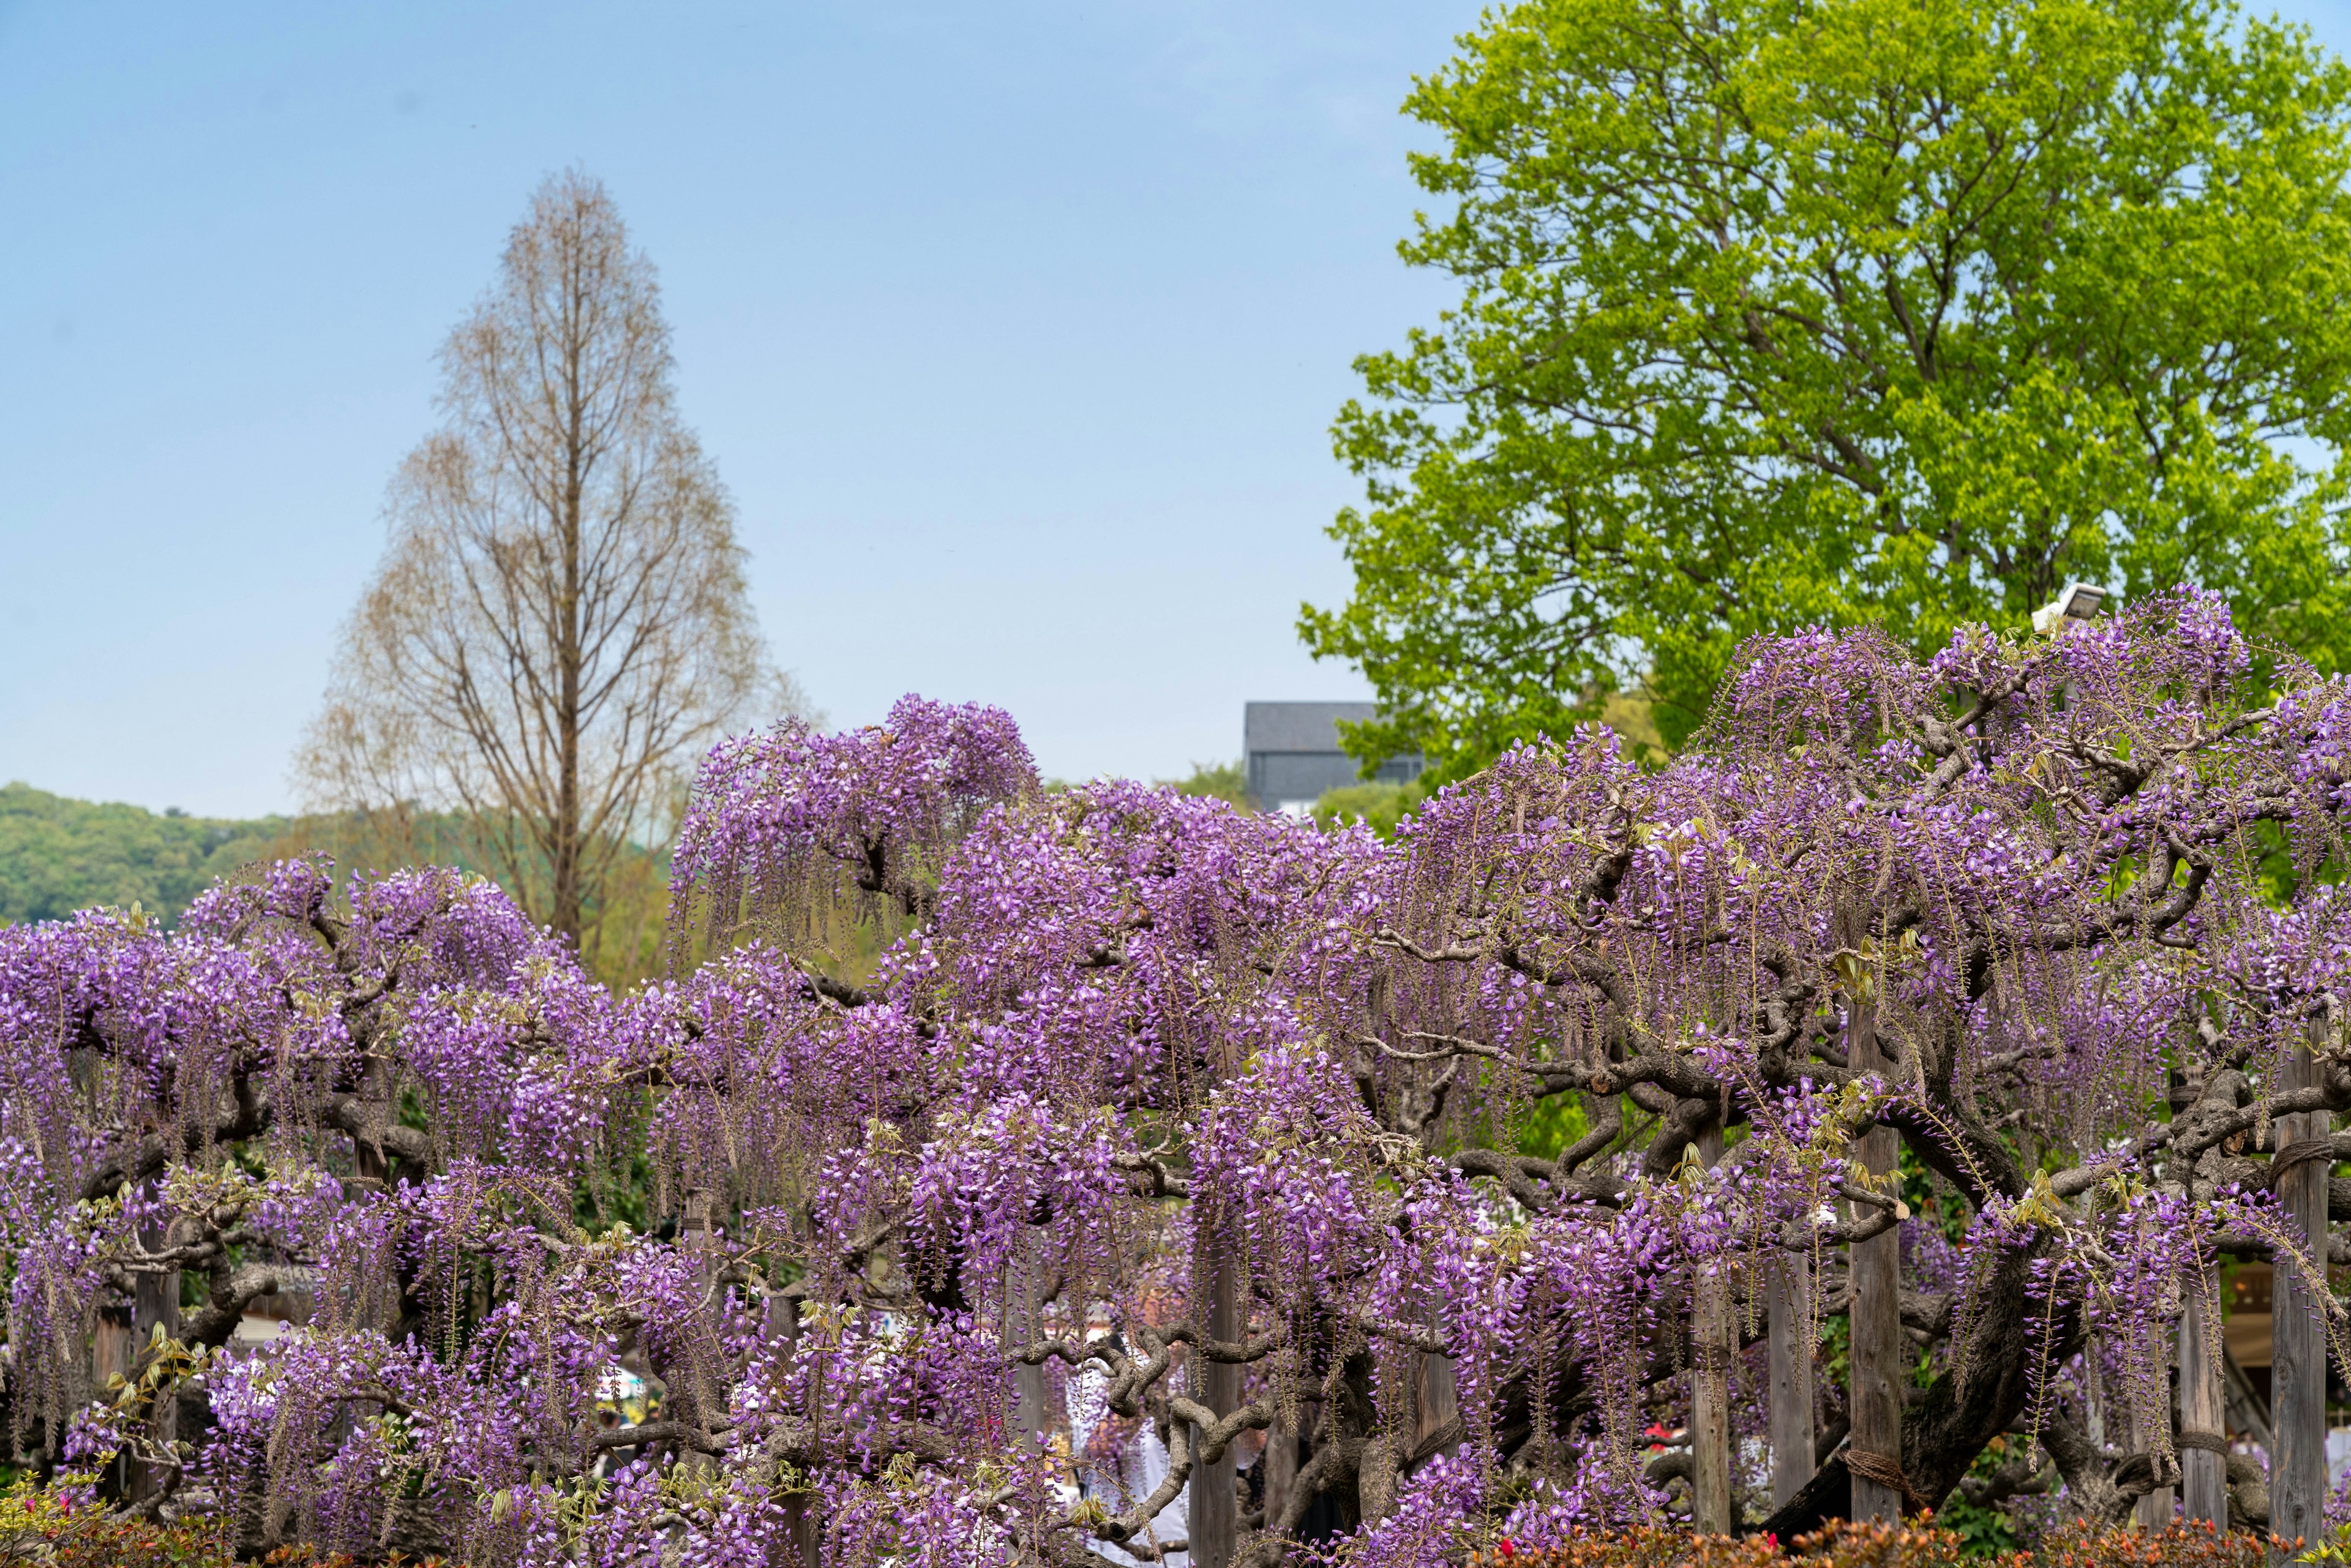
5, 602, 2351, 1564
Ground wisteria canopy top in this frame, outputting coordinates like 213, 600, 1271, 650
4, 592, 2347, 1566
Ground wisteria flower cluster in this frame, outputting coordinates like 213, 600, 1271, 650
8, 604, 2351, 1565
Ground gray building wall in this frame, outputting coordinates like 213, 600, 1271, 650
1243, 702, 1422, 812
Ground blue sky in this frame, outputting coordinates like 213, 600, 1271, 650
0, 0, 1483, 816
6, 1, 2351, 817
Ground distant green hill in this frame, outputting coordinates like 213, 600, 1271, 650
0, 782, 288, 927
0, 786, 678, 985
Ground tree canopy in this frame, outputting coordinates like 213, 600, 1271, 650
1304, 0, 2351, 773
298, 170, 796, 954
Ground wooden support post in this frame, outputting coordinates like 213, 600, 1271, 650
1015, 1361, 1048, 1443
1692, 1120, 1734, 1534
90, 1297, 132, 1473
2134, 1338, 2176, 1531
2271, 1036, 2329, 1558
1412, 1350, 1457, 1459
1848, 1002, 1905, 1523
2084, 1349, 2107, 1469
125, 1225, 180, 1506
1190, 1217, 1240, 1568
2128, 1397, 2173, 1530
677, 1187, 723, 1479
767, 1289, 820, 1567
1770, 1253, 1815, 1509
2180, 1281, 2229, 1526
1007, 1260, 1048, 1444
1262, 1413, 1297, 1543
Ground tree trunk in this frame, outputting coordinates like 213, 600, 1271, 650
2271, 1035, 2328, 1558
1692, 1120, 1734, 1533
552, 356, 586, 943
1191, 1215, 1240, 1568
2181, 1283, 2228, 1526
1770, 1254, 1815, 1509
1849, 1002, 1905, 1523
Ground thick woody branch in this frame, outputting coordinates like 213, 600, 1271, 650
1114, 1152, 1191, 1199
1165, 1392, 1274, 1465
181, 1263, 285, 1349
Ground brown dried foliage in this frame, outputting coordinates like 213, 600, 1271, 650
1463, 1518, 2277, 1568
297, 168, 798, 947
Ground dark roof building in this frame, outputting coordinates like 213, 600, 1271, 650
1243, 702, 1423, 814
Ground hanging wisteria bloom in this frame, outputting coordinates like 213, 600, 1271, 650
8, 604, 2351, 1563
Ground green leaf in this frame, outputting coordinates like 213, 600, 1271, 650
1308, 0, 2351, 775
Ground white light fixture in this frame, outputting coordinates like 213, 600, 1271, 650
2031, 582, 2108, 635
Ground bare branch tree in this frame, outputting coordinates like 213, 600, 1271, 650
298, 168, 804, 948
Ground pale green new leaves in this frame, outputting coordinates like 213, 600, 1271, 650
1305, 0, 2351, 771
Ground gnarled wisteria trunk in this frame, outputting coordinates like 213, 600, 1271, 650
7, 595, 2351, 1565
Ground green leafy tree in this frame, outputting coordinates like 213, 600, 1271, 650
1163, 759, 1249, 807
1304, 0, 2351, 771
1310, 779, 1425, 836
